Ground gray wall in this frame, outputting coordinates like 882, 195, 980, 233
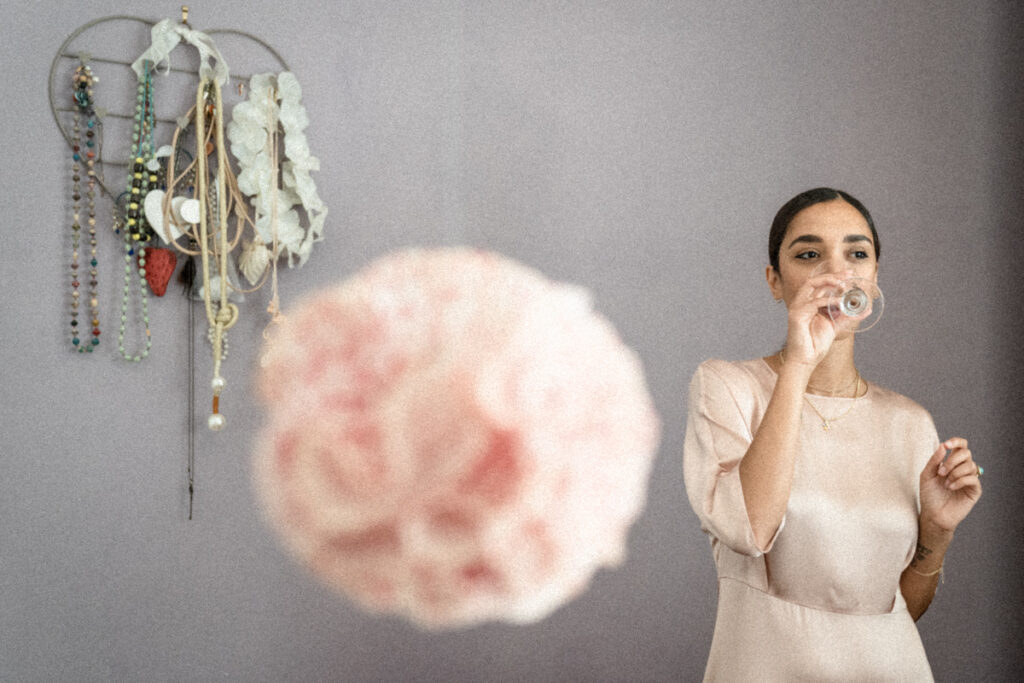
3, 1, 1021, 680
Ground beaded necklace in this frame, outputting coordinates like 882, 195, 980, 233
117, 59, 157, 362
70, 63, 102, 353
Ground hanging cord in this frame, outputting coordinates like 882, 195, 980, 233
264, 83, 283, 329
194, 77, 238, 430
162, 107, 251, 260
162, 104, 274, 301
186, 240, 196, 519
157, 77, 291, 437
161, 81, 285, 327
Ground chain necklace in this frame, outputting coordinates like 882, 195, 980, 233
807, 370, 859, 397
803, 372, 863, 431
778, 348, 864, 431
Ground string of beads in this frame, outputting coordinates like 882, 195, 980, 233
117, 59, 156, 362
70, 63, 101, 353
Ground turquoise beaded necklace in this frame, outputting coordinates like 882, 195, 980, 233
117, 60, 156, 362
70, 63, 101, 353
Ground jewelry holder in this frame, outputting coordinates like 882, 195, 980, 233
49, 9, 289, 200
50, 7, 320, 519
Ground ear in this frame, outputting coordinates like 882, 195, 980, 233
765, 265, 783, 301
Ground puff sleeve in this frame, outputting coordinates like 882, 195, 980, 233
683, 360, 783, 556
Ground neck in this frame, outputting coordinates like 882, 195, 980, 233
807, 336, 859, 395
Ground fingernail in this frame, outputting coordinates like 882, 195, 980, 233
938, 466, 946, 476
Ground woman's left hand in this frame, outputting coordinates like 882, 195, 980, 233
919, 437, 983, 532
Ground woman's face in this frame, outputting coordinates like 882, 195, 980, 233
766, 198, 878, 306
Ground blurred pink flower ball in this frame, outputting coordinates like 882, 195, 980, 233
254, 247, 660, 629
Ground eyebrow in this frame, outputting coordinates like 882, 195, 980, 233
787, 234, 873, 249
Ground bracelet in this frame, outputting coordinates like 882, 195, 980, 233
907, 564, 943, 579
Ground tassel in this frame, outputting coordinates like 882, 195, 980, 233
179, 253, 197, 295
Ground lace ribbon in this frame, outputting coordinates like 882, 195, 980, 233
131, 18, 230, 85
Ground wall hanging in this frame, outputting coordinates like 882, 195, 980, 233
51, 8, 326, 518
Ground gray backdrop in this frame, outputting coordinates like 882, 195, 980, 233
2, 1, 1021, 681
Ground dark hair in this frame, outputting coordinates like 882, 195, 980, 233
768, 187, 880, 272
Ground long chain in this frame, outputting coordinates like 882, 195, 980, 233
195, 78, 239, 430
187, 238, 197, 519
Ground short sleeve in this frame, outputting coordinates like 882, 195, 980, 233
683, 361, 783, 556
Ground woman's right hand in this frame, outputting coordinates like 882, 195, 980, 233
783, 272, 851, 368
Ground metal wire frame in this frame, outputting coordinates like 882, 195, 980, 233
49, 13, 290, 199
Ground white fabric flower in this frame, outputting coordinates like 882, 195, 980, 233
227, 71, 327, 267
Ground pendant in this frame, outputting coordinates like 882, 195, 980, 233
821, 420, 831, 431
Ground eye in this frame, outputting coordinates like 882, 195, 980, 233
850, 250, 870, 260
795, 250, 819, 260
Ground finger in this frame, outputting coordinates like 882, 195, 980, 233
795, 274, 846, 302
789, 290, 836, 316
937, 447, 972, 476
806, 271, 854, 287
942, 437, 969, 452
789, 294, 841, 327
947, 473, 983, 496
923, 442, 948, 475
945, 459, 979, 486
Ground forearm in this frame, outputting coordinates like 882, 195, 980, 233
739, 362, 812, 549
900, 522, 954, 621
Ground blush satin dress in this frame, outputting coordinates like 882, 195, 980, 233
684, 359, 938, 682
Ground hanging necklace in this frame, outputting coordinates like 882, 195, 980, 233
117, 59, 157, 362
70, 62, 102, 353
161, 79, 250, 436
195, 77, 239, 430
803, 372, 863, 431
778, 348, 864, 431
806, 371, 859, 397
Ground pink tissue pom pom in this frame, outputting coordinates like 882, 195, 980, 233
254, 247, 660, 629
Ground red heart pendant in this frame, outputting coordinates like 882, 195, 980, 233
141, 247, 178, 297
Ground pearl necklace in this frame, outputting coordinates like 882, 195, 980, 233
70, 63, 101, 353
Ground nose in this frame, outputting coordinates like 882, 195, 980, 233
825, 250, 848, 276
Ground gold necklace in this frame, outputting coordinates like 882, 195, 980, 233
803, 373, 862, 431
807, 371, 858, 397
778, 349, 863, 431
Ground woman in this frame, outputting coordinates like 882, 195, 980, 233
683, 188, 982, 681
